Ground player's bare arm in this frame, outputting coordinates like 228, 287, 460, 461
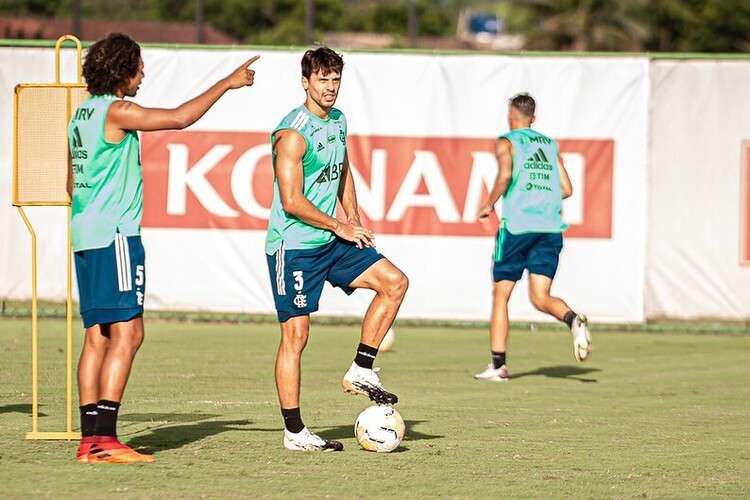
337, 153, 372, 238
107, 55, 259, 138
275, 130, 373, 248
558, 153, 573, 199
478, 138, 514, 219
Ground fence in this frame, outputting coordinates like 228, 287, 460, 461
1, 44, 748, 322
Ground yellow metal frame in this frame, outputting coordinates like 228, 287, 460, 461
12, 35, 85, 440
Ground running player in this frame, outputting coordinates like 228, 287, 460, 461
69, 33, 258, 462
474, 93, 591, 383
266, 47, 408, 451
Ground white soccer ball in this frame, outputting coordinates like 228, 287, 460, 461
379, 327, 396, 352
354, 405, 405, 453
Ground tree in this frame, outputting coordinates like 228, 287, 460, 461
508, 0, 648, 51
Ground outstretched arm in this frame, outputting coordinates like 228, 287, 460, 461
275, 131, 374, 248
108, 55, 260, 133
558, 153, 573, 199
478, 138, 514, 219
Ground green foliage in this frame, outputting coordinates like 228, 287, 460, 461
2, 0, 749, 52
500, 0, 648, 51
146, 0, 457, 44
1, 0, 459, 45
502, 0, 750, 52
662, 0, 750, 52
0, 0, 58, 17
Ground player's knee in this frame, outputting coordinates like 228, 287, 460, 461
529, 290, 550, 311
281, 327, 308, 353
493, 286, 512, 302
83, 333, 108, 352
384, 271, 408, 300
110, 338, 141, 358
132, 331, 145, 351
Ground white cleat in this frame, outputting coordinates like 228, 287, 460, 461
283, 427, 343, 452
342, 362, 398, 405
571, 314, 592, 361
473, 364, 509, 382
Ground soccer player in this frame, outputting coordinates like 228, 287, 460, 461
68, 33, 258, 463
473, 93, 591, 383
266, 47, 408, 451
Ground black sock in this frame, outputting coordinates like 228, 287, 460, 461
354, 342, 378, 369
563, 310, 577, 328
281, 407, 305, 434
79, 404, 98, 438
491, 351, 506, 369
94, 400, 120, 437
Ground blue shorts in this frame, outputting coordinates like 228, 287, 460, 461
492, 227, 563, 282
266, 238, 384, 322
74, 234, 145, 328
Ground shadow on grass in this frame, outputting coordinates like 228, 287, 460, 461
0, 403, 48, 417
244, 420, 442, 441
119, 413, 253, 454
316, 420, 443, 442
243, 421, 441, 441
511, 365, 600, 383
121, 413, 221, 424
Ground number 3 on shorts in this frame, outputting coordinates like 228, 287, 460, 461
293, 270, 304, 291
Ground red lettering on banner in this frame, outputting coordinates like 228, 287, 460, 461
141, 131, 614, 238
742, 141, 750, 265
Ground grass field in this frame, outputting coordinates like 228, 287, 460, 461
1, 318, 748, 498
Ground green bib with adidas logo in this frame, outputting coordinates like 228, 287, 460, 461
68, 94, 143, 251
265, 105, 347, 254
498, 128, 567, 234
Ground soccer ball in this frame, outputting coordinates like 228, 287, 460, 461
379, 327, 396, 352
354, 405, 405, 453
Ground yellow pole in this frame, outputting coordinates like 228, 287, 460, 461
13, 34, 84, 441
65, 110, 74, 434
54, 35, 83, 84
58, 33, 81, 438
66, 208, 74, 433
17, 207, 38, 434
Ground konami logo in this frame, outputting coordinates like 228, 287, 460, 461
141, 131, 614, 238
742, 141, 750, 265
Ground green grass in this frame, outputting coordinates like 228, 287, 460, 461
1, 318, 748, 499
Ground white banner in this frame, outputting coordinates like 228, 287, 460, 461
646, 61, 750, 319
0, 47, 649, 322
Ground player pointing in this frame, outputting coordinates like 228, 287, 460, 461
474, 93, 591, 383
265, 47, 408, 451
68, 33, 258, 463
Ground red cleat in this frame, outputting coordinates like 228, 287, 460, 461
75, 436, 96, 463
85, 436, 155, 464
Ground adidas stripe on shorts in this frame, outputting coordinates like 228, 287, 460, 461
74, 233, 146, 328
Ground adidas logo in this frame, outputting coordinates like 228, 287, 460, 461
71, 126, 83, 148
531, 148, 549, 163
316, 142, 324, 152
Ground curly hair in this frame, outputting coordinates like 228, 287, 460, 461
83, 33, 141, 96
301, 47, 344, 78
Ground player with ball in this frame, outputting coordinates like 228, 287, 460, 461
264, 47, 409, 452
